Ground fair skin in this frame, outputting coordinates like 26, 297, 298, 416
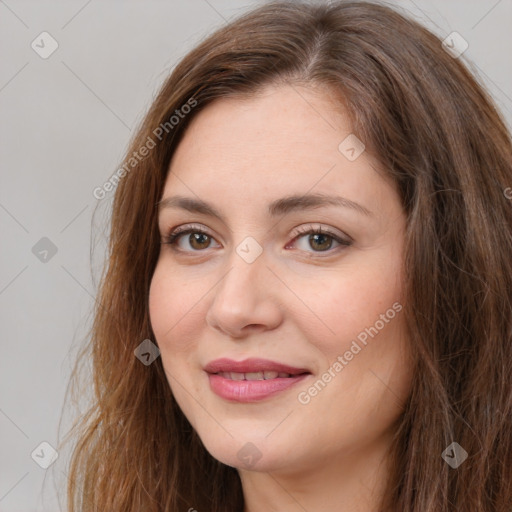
149, 84, 412, 512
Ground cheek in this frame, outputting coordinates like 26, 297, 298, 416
148, 262, 203, 356
149, 265, 205, 413
304, 267, 402, 350
322, 274, 409, 404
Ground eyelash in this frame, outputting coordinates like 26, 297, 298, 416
160, 224, 352, 256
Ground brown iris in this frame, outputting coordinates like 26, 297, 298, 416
307, 233, 333, 251
188, 233, 211, 250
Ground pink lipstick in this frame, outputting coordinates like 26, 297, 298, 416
204, 358, 310, 403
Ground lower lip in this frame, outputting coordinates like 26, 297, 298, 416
208, 373, 309, 403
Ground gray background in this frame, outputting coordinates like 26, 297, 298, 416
1, 1, 511, 510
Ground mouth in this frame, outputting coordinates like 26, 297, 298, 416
215, 371, 301, 380
204, 358, 311, 402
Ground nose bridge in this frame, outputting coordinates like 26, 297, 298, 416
217, 235, 267, 302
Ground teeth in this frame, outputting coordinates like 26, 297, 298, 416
245, 372, 264, 381
216, 371, 293, 380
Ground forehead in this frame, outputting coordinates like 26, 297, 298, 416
170, 84, 350, 172
163, 84, 395, 217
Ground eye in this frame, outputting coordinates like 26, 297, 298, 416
160, 223, 352, 255
161, 225, 219, 252
287, 224, 352, 254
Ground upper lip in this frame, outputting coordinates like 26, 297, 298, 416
204, 358, 310, 375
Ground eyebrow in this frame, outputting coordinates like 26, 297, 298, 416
157, 193, 373, 221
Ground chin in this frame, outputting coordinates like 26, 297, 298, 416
197, 428, 291, 472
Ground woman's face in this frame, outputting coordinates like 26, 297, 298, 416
149, 84, 412, 474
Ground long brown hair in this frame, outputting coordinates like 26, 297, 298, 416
65, 1, 512, 510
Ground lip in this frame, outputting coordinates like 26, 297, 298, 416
204, 358, 311, 403
204, 357, 309, 375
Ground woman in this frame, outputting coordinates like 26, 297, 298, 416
66, 1, 512, 511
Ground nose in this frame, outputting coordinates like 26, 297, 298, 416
205, 246, 283, 338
